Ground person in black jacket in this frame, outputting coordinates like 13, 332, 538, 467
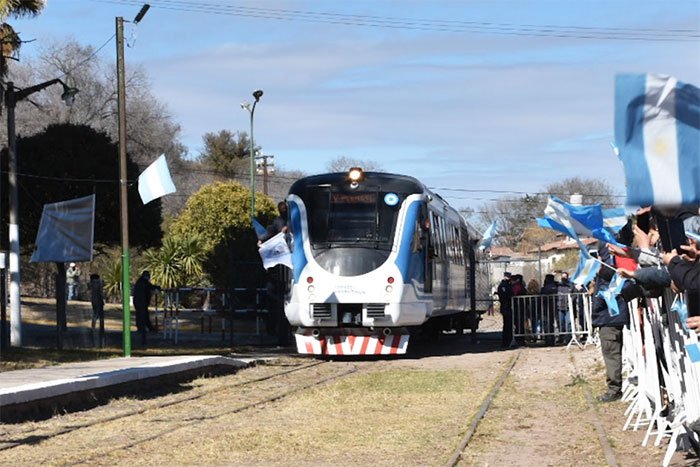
592, 245, 629, 402
540, 274, 559, 346
259, 201, 291, 345
133, 271, 160, 346
496, 272, 513, 348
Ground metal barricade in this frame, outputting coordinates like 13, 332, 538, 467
512, 293, 594, 347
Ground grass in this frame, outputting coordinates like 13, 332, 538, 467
178, 368, 484, 466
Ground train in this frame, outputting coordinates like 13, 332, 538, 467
284, 168, 490, 355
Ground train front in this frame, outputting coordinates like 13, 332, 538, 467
285, 169, 429, 356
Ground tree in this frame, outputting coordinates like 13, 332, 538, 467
167, 181, 278, 288
0, 0, 45, 75
11, 123, 163, 249
326, 156, 383, 173
478, 194, 546, 249
3, 40, 190, 216
199, 129, 255, 177
142, 235, 207, 289
545, 177, 617, 207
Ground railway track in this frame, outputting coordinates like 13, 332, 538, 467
444, 349, 522, 466
0, 356, 366, 463
443, 347, 621, 467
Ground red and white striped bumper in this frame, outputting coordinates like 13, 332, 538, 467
295, 332, 409, 355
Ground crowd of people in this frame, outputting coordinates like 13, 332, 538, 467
496, 270, 586, 348
496, 205, 700, 405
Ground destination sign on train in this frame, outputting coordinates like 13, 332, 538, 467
330, 193, 377, 204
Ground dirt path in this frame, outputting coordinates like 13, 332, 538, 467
459, 345, 694, 466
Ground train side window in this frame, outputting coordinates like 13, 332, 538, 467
430, 213, 440, 258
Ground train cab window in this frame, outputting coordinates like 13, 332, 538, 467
305, 188, 401, 247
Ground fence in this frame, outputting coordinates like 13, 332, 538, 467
511, 293, 595, 348
153, 286, 274, 344
620, 293, 700, 465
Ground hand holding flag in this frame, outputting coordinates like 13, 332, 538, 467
258, 232, 293, 270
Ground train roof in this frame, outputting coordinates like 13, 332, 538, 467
289, 171, 427, 195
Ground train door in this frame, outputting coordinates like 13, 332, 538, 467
420, 205, 433, 294
430, 211, 447, 311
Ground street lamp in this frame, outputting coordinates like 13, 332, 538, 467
4, 78, 79, 346
241, 89, 263, 220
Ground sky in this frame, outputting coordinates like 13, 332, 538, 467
11, 0, 700, 212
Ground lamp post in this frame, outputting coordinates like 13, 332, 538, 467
241, 89, 263, 220
4, 79, 78, 346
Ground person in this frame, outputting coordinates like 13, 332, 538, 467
556, 271, 575, 342
89, 274, 104, 329
592, 245, 629, 403
132, 271, 160, 345
511, 274, 526, 344
66, 262, 81, 300
525, 278, 540, 338
496, 272, 513, 348
259, 201, 291, 345
259, 201, 288, 244
89, 273, 105, 347
540, 274, 559, 346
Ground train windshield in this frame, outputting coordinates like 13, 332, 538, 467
306, 189, 400, 247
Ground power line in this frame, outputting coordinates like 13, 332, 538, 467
91, 0, 699, 42
57, 33, 116, 80
9, 167, 625, 205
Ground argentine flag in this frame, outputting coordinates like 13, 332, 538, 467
597, 272, 627, 317
614, 73, 700, 207
138, 154, 176, 204
537, 196, 622, 247
571, 250, 600, 287
478, 220, 497, 251
602, 208, 627, 234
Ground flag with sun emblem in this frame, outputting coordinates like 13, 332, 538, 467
614, 73, 699, 207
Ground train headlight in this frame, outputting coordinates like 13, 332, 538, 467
348, 167, 364, 182
347, 167, 365, 188
385, 285, 393, 293
307, 285, 315, 293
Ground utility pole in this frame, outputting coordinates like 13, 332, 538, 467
256, 154, 275, 195
116, 15, 131, 357
115, 3, 150, 357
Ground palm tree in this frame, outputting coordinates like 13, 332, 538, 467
1, 0, 46, 75
142, 235, 207, 290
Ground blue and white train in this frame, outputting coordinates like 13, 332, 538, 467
285, 168, 487, 355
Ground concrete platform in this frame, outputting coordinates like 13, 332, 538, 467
0, 355, 256, 422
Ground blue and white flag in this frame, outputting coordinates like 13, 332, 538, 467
479, 220, 497, 251
614, 73, 700, 207
537, 196, 622, 246
602, 208, 627, 234
597, 272, 627, 317
572, 250, 601, 286
258, 232, 292, 270
253, 217, 268, 240
138, 154, 176, 204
